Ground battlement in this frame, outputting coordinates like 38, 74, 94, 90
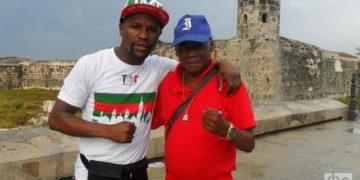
0, 58, 75, 90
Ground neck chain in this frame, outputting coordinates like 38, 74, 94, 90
181, 72, 194, 121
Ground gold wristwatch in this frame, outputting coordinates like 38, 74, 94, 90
226, 122, 237, 140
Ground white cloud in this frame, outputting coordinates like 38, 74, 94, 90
281, 0, 360, 55
0, 0, 359, 59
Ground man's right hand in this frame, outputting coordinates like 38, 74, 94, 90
106, 121, 136, 143
49, 99, 137, 143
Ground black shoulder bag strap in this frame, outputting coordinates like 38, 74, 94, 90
166, 68, 217, 138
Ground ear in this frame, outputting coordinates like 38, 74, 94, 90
119, 23, 124, 37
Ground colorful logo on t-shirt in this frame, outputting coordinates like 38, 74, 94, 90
92, 92, 155, 124
121, 74, 139, 86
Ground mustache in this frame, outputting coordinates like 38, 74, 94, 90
131, 41, 152, 52
132, 41, 152, 48
129, 41, 155, 57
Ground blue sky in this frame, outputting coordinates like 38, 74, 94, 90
0, 0, 359, 60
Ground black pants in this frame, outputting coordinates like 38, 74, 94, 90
80, 154, 148, 180
88, 168, 148, 180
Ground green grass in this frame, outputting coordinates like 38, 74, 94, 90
0, 89, 58, 128
335, 96, 360, 110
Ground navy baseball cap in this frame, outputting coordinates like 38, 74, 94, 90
172, 14, 212, 46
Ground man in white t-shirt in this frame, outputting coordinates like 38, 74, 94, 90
49, 0, 241, 180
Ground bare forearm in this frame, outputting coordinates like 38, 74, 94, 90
49, 99, 136, 143
49, 112, 108, 138
230, 129, 255, 153
48, 99, 109, 139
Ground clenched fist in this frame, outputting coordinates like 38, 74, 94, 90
202, 108, 230, 138
105, 121, 136, 143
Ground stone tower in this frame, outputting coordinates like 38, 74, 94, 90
238, 0, 280, 41
154, 0, 284, 105
235, 0, 283, 104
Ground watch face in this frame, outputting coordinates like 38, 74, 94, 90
229, 127, 237, 139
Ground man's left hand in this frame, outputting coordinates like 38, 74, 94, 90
217, 60, 241, 96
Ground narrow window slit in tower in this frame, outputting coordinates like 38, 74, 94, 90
262, 13, 268, 23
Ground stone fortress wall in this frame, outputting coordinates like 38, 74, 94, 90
0, 58, 75, 90
154, 0, 359, 105
0, 0, 358, 105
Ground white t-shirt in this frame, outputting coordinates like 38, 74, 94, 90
58, 48, 177, 179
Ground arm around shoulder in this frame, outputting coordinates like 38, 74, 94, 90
216, 60, 241, 96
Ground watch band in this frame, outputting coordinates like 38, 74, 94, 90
226, 122, 234, 140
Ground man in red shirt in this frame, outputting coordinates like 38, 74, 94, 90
152, 14, 256, 180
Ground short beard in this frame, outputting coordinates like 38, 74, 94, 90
130, 43, 153, 60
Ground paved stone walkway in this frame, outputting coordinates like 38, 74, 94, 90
148, 119, 360, 180
0, 99, 351, 179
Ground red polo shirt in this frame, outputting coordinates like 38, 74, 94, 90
152, 60, 256, 180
